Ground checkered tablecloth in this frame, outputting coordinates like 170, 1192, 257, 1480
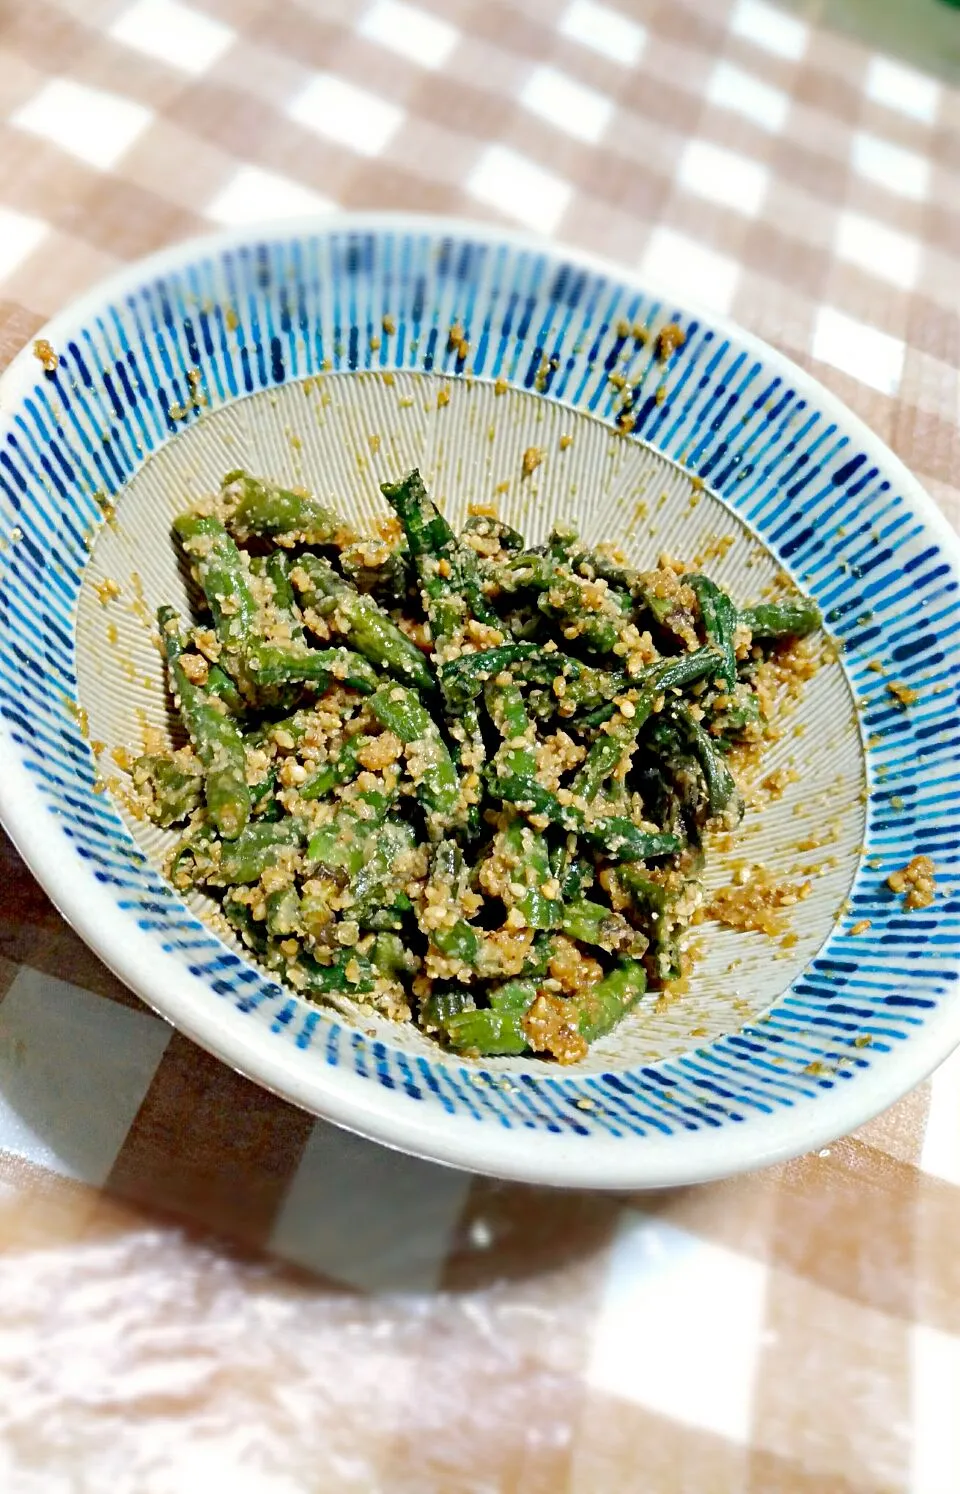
1, 0, 959, 1488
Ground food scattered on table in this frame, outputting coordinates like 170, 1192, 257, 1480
123, 467, 825, 1062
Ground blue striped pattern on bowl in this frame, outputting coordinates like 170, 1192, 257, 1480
0, 216, 957, 1186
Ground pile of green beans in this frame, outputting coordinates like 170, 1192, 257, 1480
131, 467, 821, 1063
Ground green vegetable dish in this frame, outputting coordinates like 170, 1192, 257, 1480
130, 468, 823, 1064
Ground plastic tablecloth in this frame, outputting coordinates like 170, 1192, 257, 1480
0, 1, 958, 1488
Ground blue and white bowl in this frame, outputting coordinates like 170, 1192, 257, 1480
1, 214, 957, 1188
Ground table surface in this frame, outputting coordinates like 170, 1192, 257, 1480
1, 1, 959, 1490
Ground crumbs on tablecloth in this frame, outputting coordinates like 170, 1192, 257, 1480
887, 855, 936, 910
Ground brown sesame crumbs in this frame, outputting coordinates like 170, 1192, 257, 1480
521, 446, 544, 478
33, 338, 58, 373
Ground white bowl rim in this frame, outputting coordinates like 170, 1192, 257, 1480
1, 209, 958, 1190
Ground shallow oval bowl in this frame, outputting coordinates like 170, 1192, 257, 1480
0, 214, 957, 1188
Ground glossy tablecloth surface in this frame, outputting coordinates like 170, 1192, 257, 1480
0, 1, 959, 1488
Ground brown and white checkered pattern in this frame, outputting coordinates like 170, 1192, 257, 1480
0, 0, 959, 1487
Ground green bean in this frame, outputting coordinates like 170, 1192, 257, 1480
221, 890, 270, 954
159, 606, 251, 839
380, 468, 497, 640
560, 898, 645, 955
425, 841, 482, 965
445, 1006, 530, 1056
245, 642, 378, 694
223, 470, 347, 546
371, 933, 420, 980
249, 769, 278, 815
667, 705, 741, 818
292, 553, 434, 692
688, 574, 737, 688
362, 898, 413, 933
740, 598, 822, 639
495, 552, 630, 657
546, 522, 579, 564
559, 850, 591, 901
132, 754, 202, 827
368, 683, 461, 823
573, 958, 647, 1042
348, 820, 418, 924
215, 821, 304, 884
490, 977, 540, 1011
575, 701, 618, 729
708, 689, 763, 743
296, 950, 377, 995
340, 538, 411, 604
172, 514, 257, 651
496, 773, 681, 862
177, 818, 304, 887
444, 643, 629, 712
204, 662, 246, 716
306, 793, 393, 878
432, 919, 483, 966
254, 702, 361, 753
249, 548, 305, 643
300, 735, 366, 801
573, 730, 632, 803
634, 647, 725, 723
496, 552, 630, 653
265, 885, 300, 936
444, 981, 540, 1054
498, 817, 562, 930
485, 675, 537, 781
617, 867, 689, 982
441, 642, 545, 705
536, 573, 628, 654
462, 513, 524, 554
450, 700, 485, 841
419, 988, 475, 1033
633, 579, 697, 642
571, 545, 636, 592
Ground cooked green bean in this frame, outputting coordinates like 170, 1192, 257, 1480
496, 771, 682, 862
560, 898, 644, 954
293, 552, 434, 692
573, 958, 647, 1042
172, 514, 257, 651
300, 735, 366, 801
159, 606, 251, 839
223, 470, 347, 546
741, 598, 822, 639
381, 468, 497, 643
368, 682, 460, 823
130, 466, 823, 1065
133, 754, 203, 827
688, 574, 737, 688
245, 642, 378, 694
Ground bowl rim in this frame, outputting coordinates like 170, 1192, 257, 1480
1, 209, 958, 1190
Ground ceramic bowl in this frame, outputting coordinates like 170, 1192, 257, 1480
1, 213, 957, 1188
